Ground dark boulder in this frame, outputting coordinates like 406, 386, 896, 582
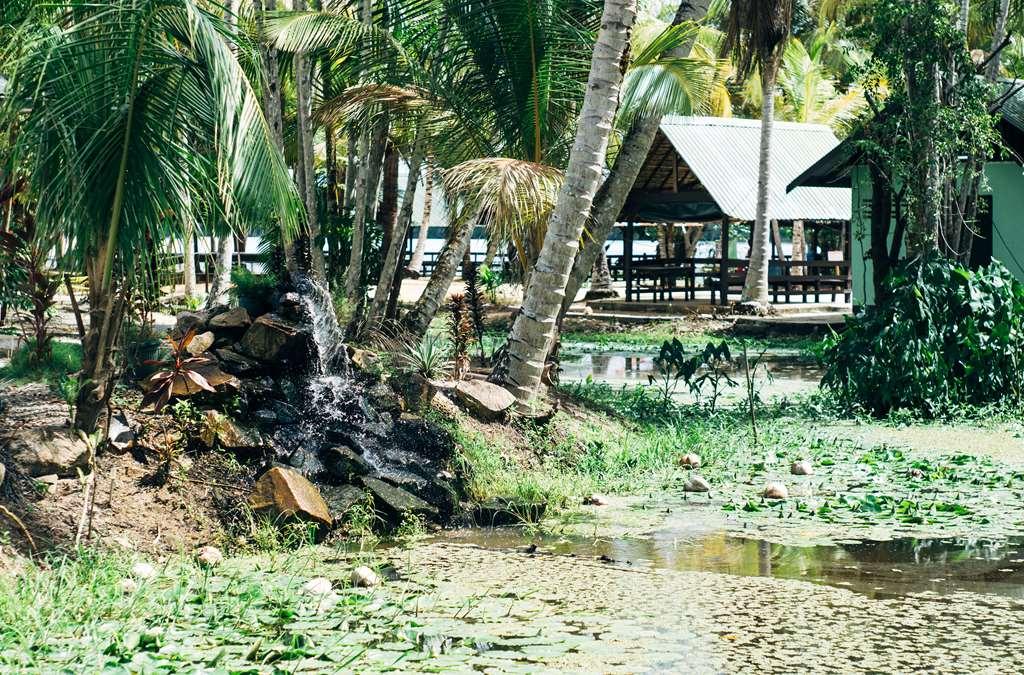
238, 314, 314, 368
323, 445, 370, 481
361, 476, 439, 524
208, 307, 252, 336
214, 348, 263, 377
172, 311, 208, 340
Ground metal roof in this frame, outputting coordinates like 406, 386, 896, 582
657, 115, 851, 221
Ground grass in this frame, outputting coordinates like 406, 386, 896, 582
0, 546, 425, 672
0, 341, 82, 385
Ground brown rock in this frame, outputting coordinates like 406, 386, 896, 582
6, 427, 90, 478
684, 475, 711, 492
239, 314, 312, 364
249, 467, 332, 529
762, 482, 789, 500
678, 453, 702, 469
790, 460, 814, 476
209, 307, 252, 332
199, 411, 265, 451
186, 331, 215, 356
452, 380, 516, 421
347, 347, 380, 373
172, 311, 207, 339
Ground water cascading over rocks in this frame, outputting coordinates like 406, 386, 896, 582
179, 275, 457, 526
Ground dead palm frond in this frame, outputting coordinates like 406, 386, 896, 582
721, 0, 794, 80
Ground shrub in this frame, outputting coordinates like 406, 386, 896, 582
229, 268, 277, 316
822, 256, 1024, 417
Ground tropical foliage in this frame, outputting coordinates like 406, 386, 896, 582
823, 257, 1024, 417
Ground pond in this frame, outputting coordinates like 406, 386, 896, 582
558, 350, 823, 402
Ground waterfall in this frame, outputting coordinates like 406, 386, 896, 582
294, 275, 349, 377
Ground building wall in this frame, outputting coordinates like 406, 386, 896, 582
850, 162, 1024, 306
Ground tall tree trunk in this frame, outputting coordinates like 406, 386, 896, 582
363, 136, 425, 337
482, 233, 499, 269
294, 0, 326, 282
375, 142, 400, 243
206, 234, 234, 308
558, 0, 710, 319
408, 166, 433, 272
402, 205, 483, 340
740, 59, 780, 306
182, 226, 197, 299
345, 114, 387, 297
252, 0, 292, 273
585, 248, 617, 300
501, 0, 638, 403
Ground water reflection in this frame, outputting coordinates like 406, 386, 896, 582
437, 528, 1024, 600
559, 351, 824, 402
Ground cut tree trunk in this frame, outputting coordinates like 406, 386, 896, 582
585, 248, 618, 300
791, 220, 805, 275
740, 59, 779, 306
558, 0, 710, 320
501, 0, 638, 403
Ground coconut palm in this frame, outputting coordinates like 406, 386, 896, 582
775, 33, 866, 131
1, 0, 298, 432
501, 0, 638, 403
722, 0, 794, 307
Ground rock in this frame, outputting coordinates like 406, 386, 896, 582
119, 578, 139, 594
347, 347, 380, 373
683, 475, 711, 493
186, 331, 215, 356
365, 381, 401, 417
908, 468, 925, 479
6, 427, 90, 478
350, 566, 379, 588
173, 311, 207, 339
361, 476, 439, 523
131, 562, 157, 580
252, 409, 278, 427
452, 380, 516, 422
249, 467, 333, 530
323, 445, 370, 480
762, 482, 789, 500
584, 493, 610, 506
270, 401, 300, 425
196, 545, 223, 568
301, 577, 333, 596
790, 460, 814, 476
108, 412, 135, 451
0, 462, 5, 488
209, 307, 251, 333
319, 484, 369, 517
213, 349, 263, 377
679, 453, 702, 469
199, 411, 265, 452
277, 292, 305, 322
239, 314, 313, 366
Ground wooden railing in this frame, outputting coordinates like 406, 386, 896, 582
612, 256, 851, 305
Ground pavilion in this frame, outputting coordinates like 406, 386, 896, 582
612, 116, 852, 305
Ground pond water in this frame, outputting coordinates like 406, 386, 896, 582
432, 527, 1024, 600
558, 350, 823, 402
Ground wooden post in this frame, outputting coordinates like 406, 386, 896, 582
719, 218, 730, 305
624, 221, 634, 302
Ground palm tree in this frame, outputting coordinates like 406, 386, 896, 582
501, 0, 638, 403
2, 0, 298, 432
775, 33, 866, 131
722, 0, 794, 307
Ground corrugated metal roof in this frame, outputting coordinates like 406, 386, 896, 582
659, 115, 851, 221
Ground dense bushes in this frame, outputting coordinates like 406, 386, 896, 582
822, 256, 1024, 417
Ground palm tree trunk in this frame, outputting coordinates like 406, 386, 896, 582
558, 0, 710, 319
206, 234, 234, 308
363, 135, 425, 337
183, 226, 197, 299
482, 233, 499, 269
402, 204, 484, 340
501, 0, 637, 403
293, 0, 326, 282
740, 59, 779, 306
408, 166, 433, 273
253, 0, 293, 274
345, 115, 387, 297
